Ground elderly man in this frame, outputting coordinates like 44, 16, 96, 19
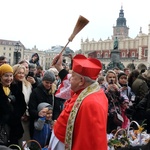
48, 54, 108, 150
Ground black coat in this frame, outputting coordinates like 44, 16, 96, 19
28, 83, 61, 137
0, 83, 26, 145
135, 91, 150, 133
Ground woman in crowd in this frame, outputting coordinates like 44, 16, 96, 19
18, 60, 30, 77
12, 64, 32, 144
118, 72, 135, 101
104, 70, 127, 132
0, 64, 26, 146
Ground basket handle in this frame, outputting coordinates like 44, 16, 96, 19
114, 128, 127, 139
22, 139, 42, 150
8, 144, 21, 150
127, 120, 140, 136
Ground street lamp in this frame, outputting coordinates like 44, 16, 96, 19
14, 42, 20, 64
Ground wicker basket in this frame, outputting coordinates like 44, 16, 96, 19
108, 128, 129, 149
22, 139, 42, 150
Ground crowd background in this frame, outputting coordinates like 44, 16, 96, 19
0, 53, 150, 149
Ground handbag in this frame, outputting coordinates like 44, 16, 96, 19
113, 112, 124, 126
111, 96, 124, 126
0, 123, 10, 146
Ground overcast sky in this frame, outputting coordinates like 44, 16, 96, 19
0, 0, 150, 51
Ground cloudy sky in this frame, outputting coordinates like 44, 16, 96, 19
0, 0, 150, 51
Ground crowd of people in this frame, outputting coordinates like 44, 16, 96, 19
0, 53, 150, 150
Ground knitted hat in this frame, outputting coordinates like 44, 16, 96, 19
72, 54, 102, 80
118, 72, 127, 80
42, 71, 55, 82
37, 102, 53, 112
0, 64, 13, 76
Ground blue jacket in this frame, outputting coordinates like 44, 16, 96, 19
33, 117, 52, 148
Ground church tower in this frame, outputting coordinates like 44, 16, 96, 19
112, 6, 129, 40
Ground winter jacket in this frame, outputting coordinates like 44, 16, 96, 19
135, 91, 150, 133
33, 117, 52, 148
132, 74, 149, 104
28, 83, 61, 137
0, 83, 26, 145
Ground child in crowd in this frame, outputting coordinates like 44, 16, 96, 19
32, 102, 53, 149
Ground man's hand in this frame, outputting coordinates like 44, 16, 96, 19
52, 54, 63, 72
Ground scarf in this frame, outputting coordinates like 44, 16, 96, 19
65, 82, 100, 150
3, 86, 10, 96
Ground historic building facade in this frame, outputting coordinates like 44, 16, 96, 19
0, 39, 73, 70
80, 6, 150, 71
1, 7, 150, 71
0, 39, 25, 65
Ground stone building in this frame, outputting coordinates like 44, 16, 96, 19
80, 6, 150, 71
0, 39, 25, 65
0, 40, 74, 70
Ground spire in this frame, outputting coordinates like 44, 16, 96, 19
121, 3, 123, 10
116, 6, 126, 26
139, 27, 142, 33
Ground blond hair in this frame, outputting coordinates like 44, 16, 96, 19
105, 70, 118, 84
12, 64, 31, 87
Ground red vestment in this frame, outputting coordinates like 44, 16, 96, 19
54, 89, 108, 150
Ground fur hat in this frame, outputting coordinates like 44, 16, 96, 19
37, 102, 53, 112
0, 64, 13, 76
42, 71, 55, 82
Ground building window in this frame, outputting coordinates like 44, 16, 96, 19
132, 52, 135, 57
3, 47, 6, 50
144, 49, 148, 56
9, 53, 11, 57
105, 53, 108, 58
122, 52, 125, 57
3, 53, 5, 55
9, 47, 11, 50
97, 53, 100, 58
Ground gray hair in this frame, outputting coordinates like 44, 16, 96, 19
75, 72, 96, 84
